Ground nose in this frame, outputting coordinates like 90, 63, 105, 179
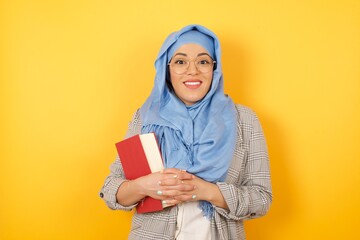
186, 61, 199, 75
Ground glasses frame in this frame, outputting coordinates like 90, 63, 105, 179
168, 56, 216, 74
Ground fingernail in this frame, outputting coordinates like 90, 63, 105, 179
157, 181, 162, 185
193, 185, 197, 189
173, 174, 178, 178
162, 200, 167, 204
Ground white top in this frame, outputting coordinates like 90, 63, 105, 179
175, 201, 211, 240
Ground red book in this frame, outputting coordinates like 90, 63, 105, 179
115, 133, 166, 213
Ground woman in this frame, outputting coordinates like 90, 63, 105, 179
100, 24, 272, 240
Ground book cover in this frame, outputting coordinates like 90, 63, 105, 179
115, 133, 165, 213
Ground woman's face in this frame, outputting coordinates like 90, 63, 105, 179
168, 43, 213, 106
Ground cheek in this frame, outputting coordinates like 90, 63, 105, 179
169, 72, 182, 88
204, 74, 213, 89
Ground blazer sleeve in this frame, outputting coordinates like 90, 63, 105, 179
99, 109, 142, 211
214, 106, 272, 220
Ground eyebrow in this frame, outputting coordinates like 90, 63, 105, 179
173, 52, 211, 57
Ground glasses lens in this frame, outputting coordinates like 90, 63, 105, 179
171, 57, 188, 74
196, 56, 214, 73
170, 56, 214, 74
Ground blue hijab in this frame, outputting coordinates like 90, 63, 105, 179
139, 24, 237, 218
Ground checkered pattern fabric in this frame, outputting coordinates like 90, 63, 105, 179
100, 104, 272, 240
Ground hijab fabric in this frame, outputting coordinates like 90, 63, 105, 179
139, 24, 237, 218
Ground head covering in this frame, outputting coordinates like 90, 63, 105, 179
139, 24, 237, 218
166, 30, 215, 61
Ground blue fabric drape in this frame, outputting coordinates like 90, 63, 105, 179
139, 24, 237, 218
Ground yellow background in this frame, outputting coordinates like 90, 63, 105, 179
1, 0, 359, 239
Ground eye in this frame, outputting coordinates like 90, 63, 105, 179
173, 59, 187, 65
198, 59, 211, 65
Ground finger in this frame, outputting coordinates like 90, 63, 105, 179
162, 168, 192, 177
173, 194, 198, 202
157, 189, 180, 197
176, 171, 195, 180
162, 199, 182, 206
159, 172, 181, 181
161, 169, 195, 180
162, 168, 183, 174
158, 178, 185, 186
151, 190, 172, 200
160, 183, 196, 192
158, 186, 197, 197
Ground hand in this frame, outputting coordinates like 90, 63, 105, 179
136, 168, 196, 205
118, 168, 228, 209
163, 170, 229, 209
167, 171, 208, 203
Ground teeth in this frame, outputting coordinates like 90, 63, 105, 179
185, 82, 201, 85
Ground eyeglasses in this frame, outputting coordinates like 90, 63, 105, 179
168, 55, 216, 74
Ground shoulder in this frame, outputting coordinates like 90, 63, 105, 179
129, 109, 142, 127
234, 104, 266, 143
125, 109, 142, 138
234, 104, 259, 125
131, 109, 141, 121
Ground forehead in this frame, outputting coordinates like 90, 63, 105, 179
173, 43, 209, 56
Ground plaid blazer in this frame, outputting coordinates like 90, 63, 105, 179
100, 104, 272, 240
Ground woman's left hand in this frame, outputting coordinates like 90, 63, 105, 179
161, 168, 229, 209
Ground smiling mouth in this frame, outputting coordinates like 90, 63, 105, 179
183, 80, 202, 88
185, 81, 201, 86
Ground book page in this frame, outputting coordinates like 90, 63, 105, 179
139, 133, 164, 173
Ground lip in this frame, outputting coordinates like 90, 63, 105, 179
183, 79, 202, 89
